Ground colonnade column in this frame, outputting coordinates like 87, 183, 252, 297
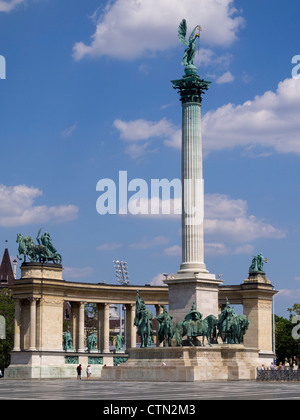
78, 301, 85, 352
155, 305, 164, 347
125, 303, 136, 349
29, 298, 37, 351
98, 303, 110, 353
13, 298, 21, 352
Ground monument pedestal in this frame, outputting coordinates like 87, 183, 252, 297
101, 346, 259, 382
164, 272, 223, 324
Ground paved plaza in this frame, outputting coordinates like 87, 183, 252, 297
0, 379, 300, 400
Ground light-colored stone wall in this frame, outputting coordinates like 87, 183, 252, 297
38, 297, 64, 351
243, 299, 273, 352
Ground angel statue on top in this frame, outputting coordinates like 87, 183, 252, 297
178, 19, 201, 68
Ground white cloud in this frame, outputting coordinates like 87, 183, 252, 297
150, 273, 166, 286
114, 117, 181, 155
163, 242, 254, 258
202, 77, 300, 155
61, 123, 78, 138
123, 193, 285, 257
115, 77, 300, 157
277, 289, 300, 299
124, 193, 285, 244
97, 243, 123, 251
114, 118, 176, 142
205, 242, 229, 256
164, 245, 181, 256
73, 0, 244, 61
0, 0, 25, 12
204, 194, 285, 243
194, 48, 233, 68
215, 71, 235, 84
130, 235, 169, 249
0, 184, 79, 227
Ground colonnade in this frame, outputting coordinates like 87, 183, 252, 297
11, 265, 168, 355
11, 264, 276, 359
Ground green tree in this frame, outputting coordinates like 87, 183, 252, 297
0, 289, 14, 372
275, 312, 300, 366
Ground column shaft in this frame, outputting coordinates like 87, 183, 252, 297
99, 303, 110, 353
179, 102, 206, 273
78, 302, 85, 352
13, 298, 21, 351
155, 305, 164, 347
125, 304, 136, 350
29, 298, 37, 351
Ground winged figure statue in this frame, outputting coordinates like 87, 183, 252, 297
178, 19, 201, 67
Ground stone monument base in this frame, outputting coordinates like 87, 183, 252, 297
164, 271, 223, 324
100, 345, 259, 382
5, 351, 106, 379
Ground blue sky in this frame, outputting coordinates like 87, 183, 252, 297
0, 0, 300, 317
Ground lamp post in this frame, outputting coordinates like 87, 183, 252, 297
113, 260, 130, 285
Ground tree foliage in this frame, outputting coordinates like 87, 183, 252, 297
275, 304, 300, 366
0, 289, 14, 371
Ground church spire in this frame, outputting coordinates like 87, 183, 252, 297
0, 245, 15, 287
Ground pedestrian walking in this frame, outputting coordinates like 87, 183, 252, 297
76, 364, 82, 380
86, 365, 92, 380
278, 362, 284, 371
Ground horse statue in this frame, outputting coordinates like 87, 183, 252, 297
134, 290, 154, 348
16, 230, 62, 264
155, 306, 174, 347
16, 234, 33, 263
16, 234, 47, 263
181, 302, 217, 347
217, 298, 250, 344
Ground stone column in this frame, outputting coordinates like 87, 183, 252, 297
125, 304, 136, 350
78, 301, 85, 352
29, 298, 37, 351
165, 70, 222, 323
99, 303, 110, 353
179, 101, 206, 274
155, 305, 164, 347
13, 298, 21, 351
70, 302, 78, 351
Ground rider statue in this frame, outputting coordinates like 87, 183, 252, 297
155, 306, 174, 347
218, 298, 239, 344
184, 302, 203, 322
134, 290, 154, 348
183, 302, 203, 337
16, 229, 62, 264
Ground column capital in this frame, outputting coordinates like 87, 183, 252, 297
171, 74, 211, 104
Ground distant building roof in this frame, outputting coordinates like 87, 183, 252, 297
0, 248, 14, 287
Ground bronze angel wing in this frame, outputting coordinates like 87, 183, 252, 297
178, 19, 189, 46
